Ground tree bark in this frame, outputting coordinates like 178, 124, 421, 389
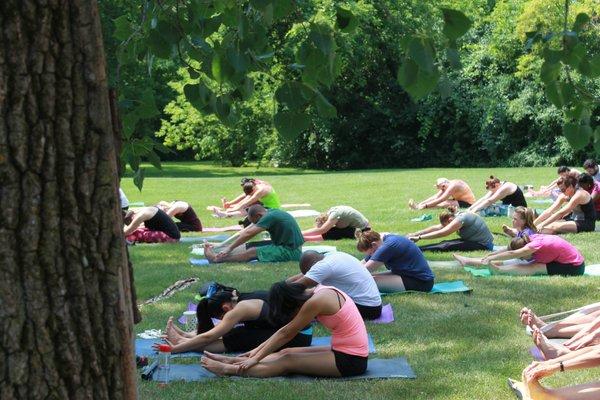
0, 1, 136, 399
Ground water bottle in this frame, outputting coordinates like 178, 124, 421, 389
507, 205, 515, 218
155, 344, 171, 387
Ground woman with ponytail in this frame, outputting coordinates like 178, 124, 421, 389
355, 230, 434, 292
201, 281, 369, 378
407, 206, 494, 252
160, 285, 312, 354
468, 176, 527, 213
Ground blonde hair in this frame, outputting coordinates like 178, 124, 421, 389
355, 229, 381, 252
315, 213, 328, 227
513, 206, 537, 234
439, 205, 458, 224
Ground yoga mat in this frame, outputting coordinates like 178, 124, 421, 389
288, 209, 320, 218
427, 260, 460, 269
532, 199, 554, 204
381, 280, 471, 295
180, 234, 231, 243
203, 225, 243, 233
585, 265, 600, 276
190, 258, 210, 266
135, 335, 376, 358
129, 201, 145, 207
149, 357, 415, 382
464, 266, 492, 277
370, 303, 394, 324
302, 245, 337, 254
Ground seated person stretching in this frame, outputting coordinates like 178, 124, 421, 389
409, 178, 476, 210
302, 206, 370, 241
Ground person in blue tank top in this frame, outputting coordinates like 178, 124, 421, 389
355, 230, 435, 293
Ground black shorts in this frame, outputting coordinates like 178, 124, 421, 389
355, 303, 383, 320
222, 327, 312, 353
332, 350, 368, 377
546, 262, 585, 276
574, 219, 595, 233
457, 200, 472, 208
399, 276, 434, 292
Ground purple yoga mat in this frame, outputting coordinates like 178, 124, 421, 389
529, 346, 546, 361
178, 302, 197, 325
371, 303, 394, 324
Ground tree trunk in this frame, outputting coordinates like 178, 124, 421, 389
0, 1, 136, 399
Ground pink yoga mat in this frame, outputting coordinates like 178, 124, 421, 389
203, 225, 242, 232
371, 303, 394, 324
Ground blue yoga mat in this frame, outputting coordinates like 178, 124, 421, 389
381, 280, 471, 295
180, 234, 231, 243
147, 357, 415, 382
136, 335, 377, 358
190, 258, 210, 266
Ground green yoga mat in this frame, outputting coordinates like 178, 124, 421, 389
381, 280, 471, 295
464, 264, 600, 277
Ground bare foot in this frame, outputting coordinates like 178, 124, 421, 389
508, 378, 531, 400
452, 254, 480, 267
502, 224, 517, 237
532, 326, 569, 359
203, 351, 245, 364
520, 308, 546, 328
408, 199, 417, 210
524, 374, 547, 400
203, 242, 217, 263
201, 356, 235, 376
165, 317, 185, 345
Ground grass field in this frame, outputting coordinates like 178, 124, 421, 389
124, 162, 599, 400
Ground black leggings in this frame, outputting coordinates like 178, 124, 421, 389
546, 262, 585, 276
222, 327, 312, 353
322, 226, 357, 240
419, 239, 489, 252
355, 303, 383, 320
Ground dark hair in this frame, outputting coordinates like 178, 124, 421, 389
268, 281, 311, 326
557, 174, 578, 190
242, 182, 255, 195
508, 234, 530, 250
241, 177, 255, 185
196, 287, 238, 334
578, 173, 594, 188
485, 176, 501, 189
355, 229, 381, 252
123, 210, 134, 225
557, 166, 571, 174
584, 159, 598, 169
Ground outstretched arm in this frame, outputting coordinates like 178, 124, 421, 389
363, 260, 385, 273
229, 185, 271, 212
302, 215, 338, 236
408, 224, 444, 237
217, 225, 263, 259
423, 184, 459, 208
417, 190, 444, 207
537, 192, 587, 228
468, 191, 494, 213
410, 219, 462, 241
481, 246, 535, 263
534, 196, 566, 226
524, 344, 600, 381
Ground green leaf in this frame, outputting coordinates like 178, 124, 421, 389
441, 8, 472, 41
397, 59, 440, 100
240, 77, 255, 100
147, 30, 172, 58
583, 54, 600, 79
273, 0, 294, 20
313, 90, 337, 119
563, 123, 591, 150
336, 6, 358, 33
540, 61, 560, 83
446, 47, 461, 69
542, 48, 563, 64
565, 103, 584, 120
250, 0, 271, 10
275, 81, 313, 110
122, 113, 139, 139
559, 82, 574, 105
212, 95, 232, 122
184, 83, 212, 110
226, 47, 248, 74
544, 81, 563, 108
562, 42, 586, 68
146, 149, 162, 170
191, 0, 216, 19
211, 53, 235, 84
133, 167, 145, 191
573, 13, 590, 33
408, 37, 436, 73
113, 15, 133, 41
136, 89, 159, 118
274, 111, 311, 139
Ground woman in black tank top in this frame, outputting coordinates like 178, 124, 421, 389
534, 175, 596, 234
160, 286, 311, 354
468, 176, 527, 213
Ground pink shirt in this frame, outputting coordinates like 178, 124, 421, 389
526, 234, 584, 265
315, 285, 369, 357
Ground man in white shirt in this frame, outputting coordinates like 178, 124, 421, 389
287, 251, 382, 320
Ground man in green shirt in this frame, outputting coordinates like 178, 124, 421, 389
204, 205, 304, 263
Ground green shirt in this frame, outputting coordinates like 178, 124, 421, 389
256, 209, 304, 249
260, 190, 281, 209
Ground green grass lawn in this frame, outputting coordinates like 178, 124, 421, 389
125, 163, 599, 400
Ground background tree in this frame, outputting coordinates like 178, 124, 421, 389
0, 2, 136, 399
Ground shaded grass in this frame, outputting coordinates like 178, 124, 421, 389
126, 164, 599, 400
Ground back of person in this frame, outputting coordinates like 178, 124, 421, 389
237, 291, 275, 329
452, 180, 476, 205
328, 206, 369, 229
372, 235, 434, 281
305, 251, 381, 307
527, 234, 584, 265
174, 205, 202, 231
314, 285, 368, 357
502, 185, 527, 207
257, 209, 304, 249
456, 212, 493, 249
145, 207, 181, 239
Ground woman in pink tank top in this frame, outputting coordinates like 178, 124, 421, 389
201, 281, 369, 378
